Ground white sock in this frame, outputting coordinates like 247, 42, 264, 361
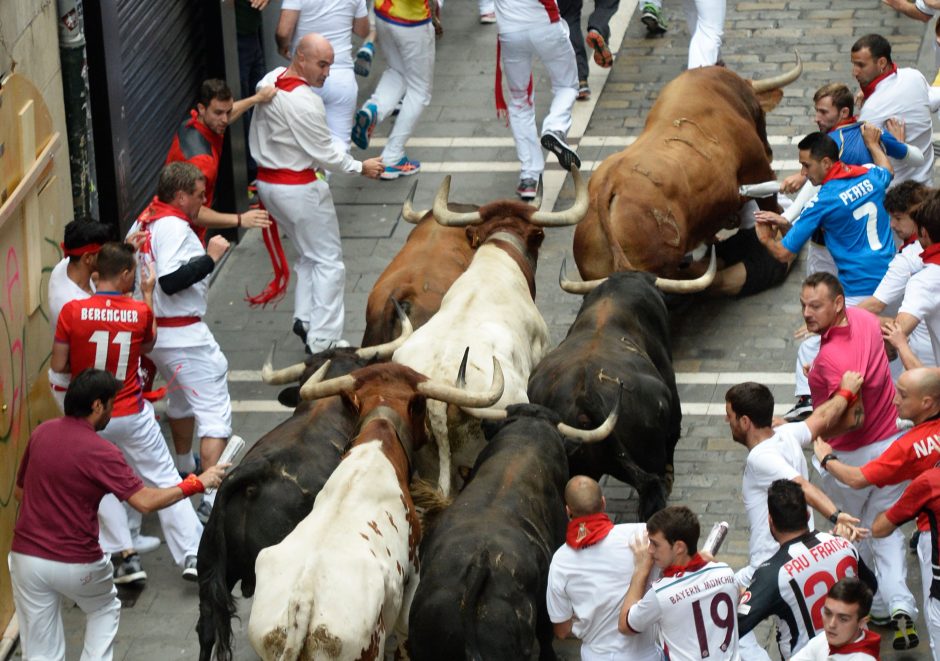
176, 452, 196, 474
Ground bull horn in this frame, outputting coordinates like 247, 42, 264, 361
299, 360, 357, 400
417, 356, 504, 408
751, 52, 802, 94
261, 343, 308, 385
459, 406, 509, 420
432, 176, 482, 226
558, 256, 608, 295
401, 178, 428, 224
556, 391, 621, 443
653, 244, 717, 294
355, 299, 414, 360
455, 347, 469, 388
529, 167, 589, 227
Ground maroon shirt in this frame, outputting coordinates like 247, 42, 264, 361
13, 416, 144, 563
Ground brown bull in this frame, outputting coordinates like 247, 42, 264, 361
573, 56, 802, 285
361, 181, 478, 346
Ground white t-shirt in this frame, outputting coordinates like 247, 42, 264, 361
789, 629, 879, 660
858, 68, 935, 185
873, 242, 936, 367
495, 0, 562, 33
899, 261, 940, 366
47, 258, 92, 332
128, 217, 212, 349
546, 524, 662, 660
250, 67, 361, 175
282, 0, 368, 69
738, 422, 814, 587
627, 561, 740, 661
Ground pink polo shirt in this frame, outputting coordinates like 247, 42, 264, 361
808, 307, 898, 451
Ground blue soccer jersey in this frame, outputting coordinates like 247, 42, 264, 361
829, 122, 908, 166
782, 165, 894, 297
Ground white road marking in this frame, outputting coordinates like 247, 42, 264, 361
335, 159, 802, 174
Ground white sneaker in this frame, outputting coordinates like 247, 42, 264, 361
132, 535, 161, 554
306, 338, 351, 354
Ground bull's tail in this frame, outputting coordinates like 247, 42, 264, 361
279, 591, 315, 661
594, 174, 635, 273
461, 547, 491, 661
410, 476, 453, 531
197, 489, 238, 661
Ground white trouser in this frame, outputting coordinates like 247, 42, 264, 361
793, 296, 864, 397
499, 23, 578, 180
98, 402, 203, 565
9, 552, 120, 661
314, 67, 358, 153
683, 0, 724, 68
805, 242, 838, 278
256, 179, 345, 342
813, 436, 917, 617
367, 20, 435, 165
149, 339, 232, 439
581, 648, 666, 660
918, 531, 940, 661
479, 0, 495, 13
738, 630, 772, 661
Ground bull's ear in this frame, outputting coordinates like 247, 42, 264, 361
466, 226, 481, 248
755, 88, 784, 113
340, 391, 361, 416
277, 386, 300, 409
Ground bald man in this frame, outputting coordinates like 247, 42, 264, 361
249, 34, 384, 354
814, 366, 940, 649
545, 476, 662, 661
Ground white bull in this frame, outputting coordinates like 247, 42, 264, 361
392, 171, 588, 496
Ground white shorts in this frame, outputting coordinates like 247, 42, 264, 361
149, 340, 232, 439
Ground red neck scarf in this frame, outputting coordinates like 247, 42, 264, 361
137, 197, 192, 228
900, 234, 918, 250
822, 161, 869, 185
861, 62, 898, 99
830, 628, 881, 658
921, 242, 940, 266
662, 553, 708, 578
832, 116, 858, 130
275, 69, 308, 92
565, 513, 614, 550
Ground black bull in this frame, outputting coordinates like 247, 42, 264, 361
195, 349, 373, 661
408, 404, 570, 661
528, 271, 680, 521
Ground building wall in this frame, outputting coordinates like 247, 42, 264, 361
0, 0, 75, 631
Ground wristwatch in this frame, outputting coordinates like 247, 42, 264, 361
828, 509, 842, 525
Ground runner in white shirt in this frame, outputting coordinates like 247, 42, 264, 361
725, 376, 867, 589
790, 578, 881, 660
619, 506, 740, 661
856, 181, 936, 372
250, 34, 383, 354
885, 189, 940, 370
853, 33, 935, 185
275, 0, 369, 152
127, 162, 235, 524
547, 476, 662, 661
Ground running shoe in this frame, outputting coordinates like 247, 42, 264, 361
516, 178, 538, 200
641, 3, 668, 35
782, 395, 812, 422
354, 43, 374, 77
480, 12, 496, 23
351, 103, 378, 150
113, 553, 147, 585
586, 29, 613, 67
577, 80, 591, 101
380, 156, 421, 180
541, 130, 581, 170
892, 611, 919, 650
182, 555, 199, 582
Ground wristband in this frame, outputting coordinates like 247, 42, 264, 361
820, 453, 839, 471
828, 509, 842, 525
237, 213, 242, 228
178, 473, 205, 497
835, 388, 858, 407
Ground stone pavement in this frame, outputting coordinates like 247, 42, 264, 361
34, 0, 939, 659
